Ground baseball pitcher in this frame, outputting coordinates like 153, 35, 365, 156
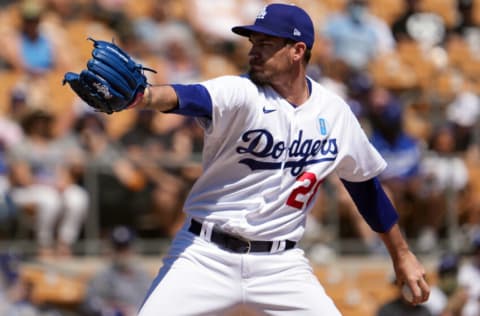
63, 3, 430, 315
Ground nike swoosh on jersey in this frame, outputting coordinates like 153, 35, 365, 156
262, 106, 276, 114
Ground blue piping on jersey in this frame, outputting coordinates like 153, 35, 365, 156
340, 177, 398, 233
169, 84, 212, 118
288, 77, 313, 107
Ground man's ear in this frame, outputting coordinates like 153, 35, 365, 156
292, 42, 307, 62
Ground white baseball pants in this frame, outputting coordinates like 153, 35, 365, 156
10, 183, 88, 247
138, 223, 342, 316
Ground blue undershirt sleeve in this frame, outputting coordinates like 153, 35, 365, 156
166, 84, 212, 119
340, 177, 398, 233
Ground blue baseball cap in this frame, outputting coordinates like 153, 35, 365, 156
232, 3, 315, 49
110, 226, 135, 250
473, 231, 480, 250
438, 253, 460, 275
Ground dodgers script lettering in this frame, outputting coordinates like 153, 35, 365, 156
236, 129, 338, 176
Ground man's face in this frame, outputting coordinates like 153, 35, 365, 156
247, 33, 295, 86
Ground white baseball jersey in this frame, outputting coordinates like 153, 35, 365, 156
183, 75, 386, 242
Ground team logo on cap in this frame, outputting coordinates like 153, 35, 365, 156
256, 6, 267, 19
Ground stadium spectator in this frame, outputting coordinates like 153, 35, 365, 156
81, 225, 151, 316
445, 82, 480, 153
74, 113, 147, 233
0, 0, 70, 75
419, 125, 469, 252
148, 175, 187, 238
119, 109, 190, 237
321, 0, 394, 71
120, 109, 172, 161
86, 0, 133, 44
452, 0, 476, 36
366, 87, 427, 245
0, 89, 26, 155
315, 58, 351, 100
391, 0, 446, 49
7, 109, 89, 257
186, 0, 263, 56
0, 88, 28, 238
167, 117, 204, 181
120, 109, 192, 168
423, 252, 467, 316
0, 251, 62, 315
160, 35, 202, 84
133, 0, 202, 84
457, 233, 480, 316
0, 89, 27, 195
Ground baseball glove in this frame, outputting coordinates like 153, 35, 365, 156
63, 38, 156, 114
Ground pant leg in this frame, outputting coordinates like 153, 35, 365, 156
243, 248, 342, 316
139, 224, 342, 316
138, 228, 243, 316
10, 184, 62, 247
58, 184, 89, 245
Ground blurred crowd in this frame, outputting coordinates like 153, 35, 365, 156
0, 0, 478, 315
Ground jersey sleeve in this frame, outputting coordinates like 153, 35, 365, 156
168, 75, 254, 136
335, 102, 387, 182
341, 177, 398, 232
194, 75, 255, 135
169, 84, 213, 118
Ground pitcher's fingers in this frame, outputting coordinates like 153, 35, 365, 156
418, 276, 430, 302
410, 283, 422, 305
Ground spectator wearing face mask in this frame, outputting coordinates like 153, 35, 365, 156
320, 0, 395, 72
81, 226, 152, 316
423, 253, 467, 316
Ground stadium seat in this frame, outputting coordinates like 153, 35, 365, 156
420, 0, 458, 28
0, 70, 22, 115
20, 265, 87, 306
369, 0, 406, 25
368, 53, 418, 91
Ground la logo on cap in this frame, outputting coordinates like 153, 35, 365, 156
256, 6, 267, 19
232, 3, 315, 49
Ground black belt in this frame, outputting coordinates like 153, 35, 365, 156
188, 219, 296, 254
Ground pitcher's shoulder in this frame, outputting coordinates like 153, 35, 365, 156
311, 80, 351, 109
203, 74, 257, 90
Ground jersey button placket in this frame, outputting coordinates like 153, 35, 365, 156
282, 111, 296, 185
